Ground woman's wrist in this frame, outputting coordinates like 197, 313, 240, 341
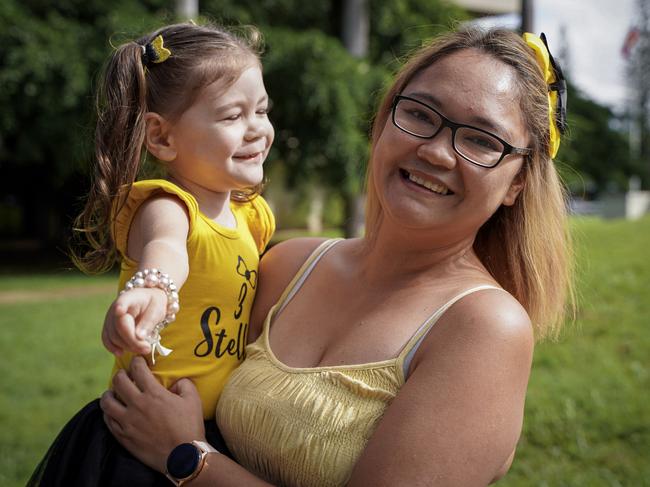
164, 439, 218, 486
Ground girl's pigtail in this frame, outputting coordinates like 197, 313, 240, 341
71, 42, 149, 274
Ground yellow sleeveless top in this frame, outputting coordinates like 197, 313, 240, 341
111, 179, 274, 418
216, 239, 499, 486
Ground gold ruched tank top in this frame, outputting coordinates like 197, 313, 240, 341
215, 239, 499, 487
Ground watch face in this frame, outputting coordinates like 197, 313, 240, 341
167, 443, 201, 479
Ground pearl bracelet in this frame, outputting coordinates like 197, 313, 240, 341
120, 268, 180, 363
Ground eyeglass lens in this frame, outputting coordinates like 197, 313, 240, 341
393, 97, 506, 167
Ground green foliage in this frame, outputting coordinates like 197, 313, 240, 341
557, 83, 643, 194
203, 0, 335, 33
369, 0, 468, 66
262, 27, 385, 193
0, 0, 169, 182
0, 0, 172, 241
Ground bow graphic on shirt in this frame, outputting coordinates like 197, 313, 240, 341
236, 256, 257, 289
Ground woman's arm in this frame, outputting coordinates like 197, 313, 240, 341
347, 289, 534, 486
101, 356, 274, 486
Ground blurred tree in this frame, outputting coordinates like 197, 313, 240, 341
0, 0, 170, 244
557, 83, 643, 195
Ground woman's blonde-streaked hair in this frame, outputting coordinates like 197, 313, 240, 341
365, 26, 574, 340
72, 21, 264, 275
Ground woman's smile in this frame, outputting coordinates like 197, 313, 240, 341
399, 168, 454, 196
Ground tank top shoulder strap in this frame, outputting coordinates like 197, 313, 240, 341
274, 238, 343, 316
396, 285, 506, 379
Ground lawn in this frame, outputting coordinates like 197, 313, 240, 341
1, 217, 648, 486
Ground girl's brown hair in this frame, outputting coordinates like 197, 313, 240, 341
365, 27, 574, 340
72, 22, 263, 274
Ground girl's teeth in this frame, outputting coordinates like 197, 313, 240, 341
407, 173, 449, 195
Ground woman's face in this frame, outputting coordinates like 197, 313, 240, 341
372, 48, 530, 241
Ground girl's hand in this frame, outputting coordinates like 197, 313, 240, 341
102, 288, 168, 356
100, 356, 206, 473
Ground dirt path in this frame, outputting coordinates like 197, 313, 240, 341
0, 284, 116, 304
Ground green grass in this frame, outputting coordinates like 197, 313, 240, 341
501, 217, 650, 487
1, 217, 649, 486
0, 273, 115, 486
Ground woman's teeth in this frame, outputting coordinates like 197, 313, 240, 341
407, 172, 450, 195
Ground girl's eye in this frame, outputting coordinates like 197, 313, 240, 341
226, 113, 241, 121
257, 106, 270, 115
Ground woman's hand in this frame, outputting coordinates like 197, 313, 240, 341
100, 356, 206, 473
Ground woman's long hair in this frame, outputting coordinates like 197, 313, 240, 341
365, 27, 574, 340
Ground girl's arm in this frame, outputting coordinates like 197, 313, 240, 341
103, 195, 190, 356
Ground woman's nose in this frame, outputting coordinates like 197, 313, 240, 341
415, 127, 457, 170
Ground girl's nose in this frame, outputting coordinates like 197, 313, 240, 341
245, 115, 271, 141
415, 127, 457, 170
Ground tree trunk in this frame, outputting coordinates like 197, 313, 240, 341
307, 185, 325, 235
520, 0, 534, 33
343, 191, 365, 238
176, 0, 198, 20
341, 0, 369, 238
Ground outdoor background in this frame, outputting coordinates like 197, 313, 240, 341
1, 1, 649, 486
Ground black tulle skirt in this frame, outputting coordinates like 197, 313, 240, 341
27, 398, 232, 487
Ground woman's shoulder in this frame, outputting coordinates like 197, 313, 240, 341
410, 285, 534, 376
248, 237, 332, 340
450, 287, 533, 340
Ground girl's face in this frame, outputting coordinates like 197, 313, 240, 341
166, 65, 274, 194
372, 49, 530, 241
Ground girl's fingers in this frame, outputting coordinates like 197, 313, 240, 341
102, 323, 122, 356
135, 291, 167, 341
115, 312, 145, 352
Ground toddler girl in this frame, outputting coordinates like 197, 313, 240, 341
29, 21, 274, 486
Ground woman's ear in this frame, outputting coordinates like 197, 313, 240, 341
502, 169, 525, 207
143, 113, 176, 161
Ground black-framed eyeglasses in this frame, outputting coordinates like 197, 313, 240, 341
391, 95, 532, 168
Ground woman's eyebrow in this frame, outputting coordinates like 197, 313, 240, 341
406, 91, 512, 139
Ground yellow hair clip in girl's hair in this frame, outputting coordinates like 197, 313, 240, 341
141, 34, 172, 66
523, 32, 567, 158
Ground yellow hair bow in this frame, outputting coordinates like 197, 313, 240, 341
142, 34, 172, 65
523, 32, 567, 158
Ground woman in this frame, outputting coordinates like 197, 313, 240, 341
101, 26, 572, 486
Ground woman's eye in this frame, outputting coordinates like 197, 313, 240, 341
407, 109, 433, 123
465, 134, 499, 151
256, 107, 269, 115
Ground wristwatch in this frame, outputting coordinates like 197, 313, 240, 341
165, 440, 217, 486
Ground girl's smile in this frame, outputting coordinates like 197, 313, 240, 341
165, 65, 274, 198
